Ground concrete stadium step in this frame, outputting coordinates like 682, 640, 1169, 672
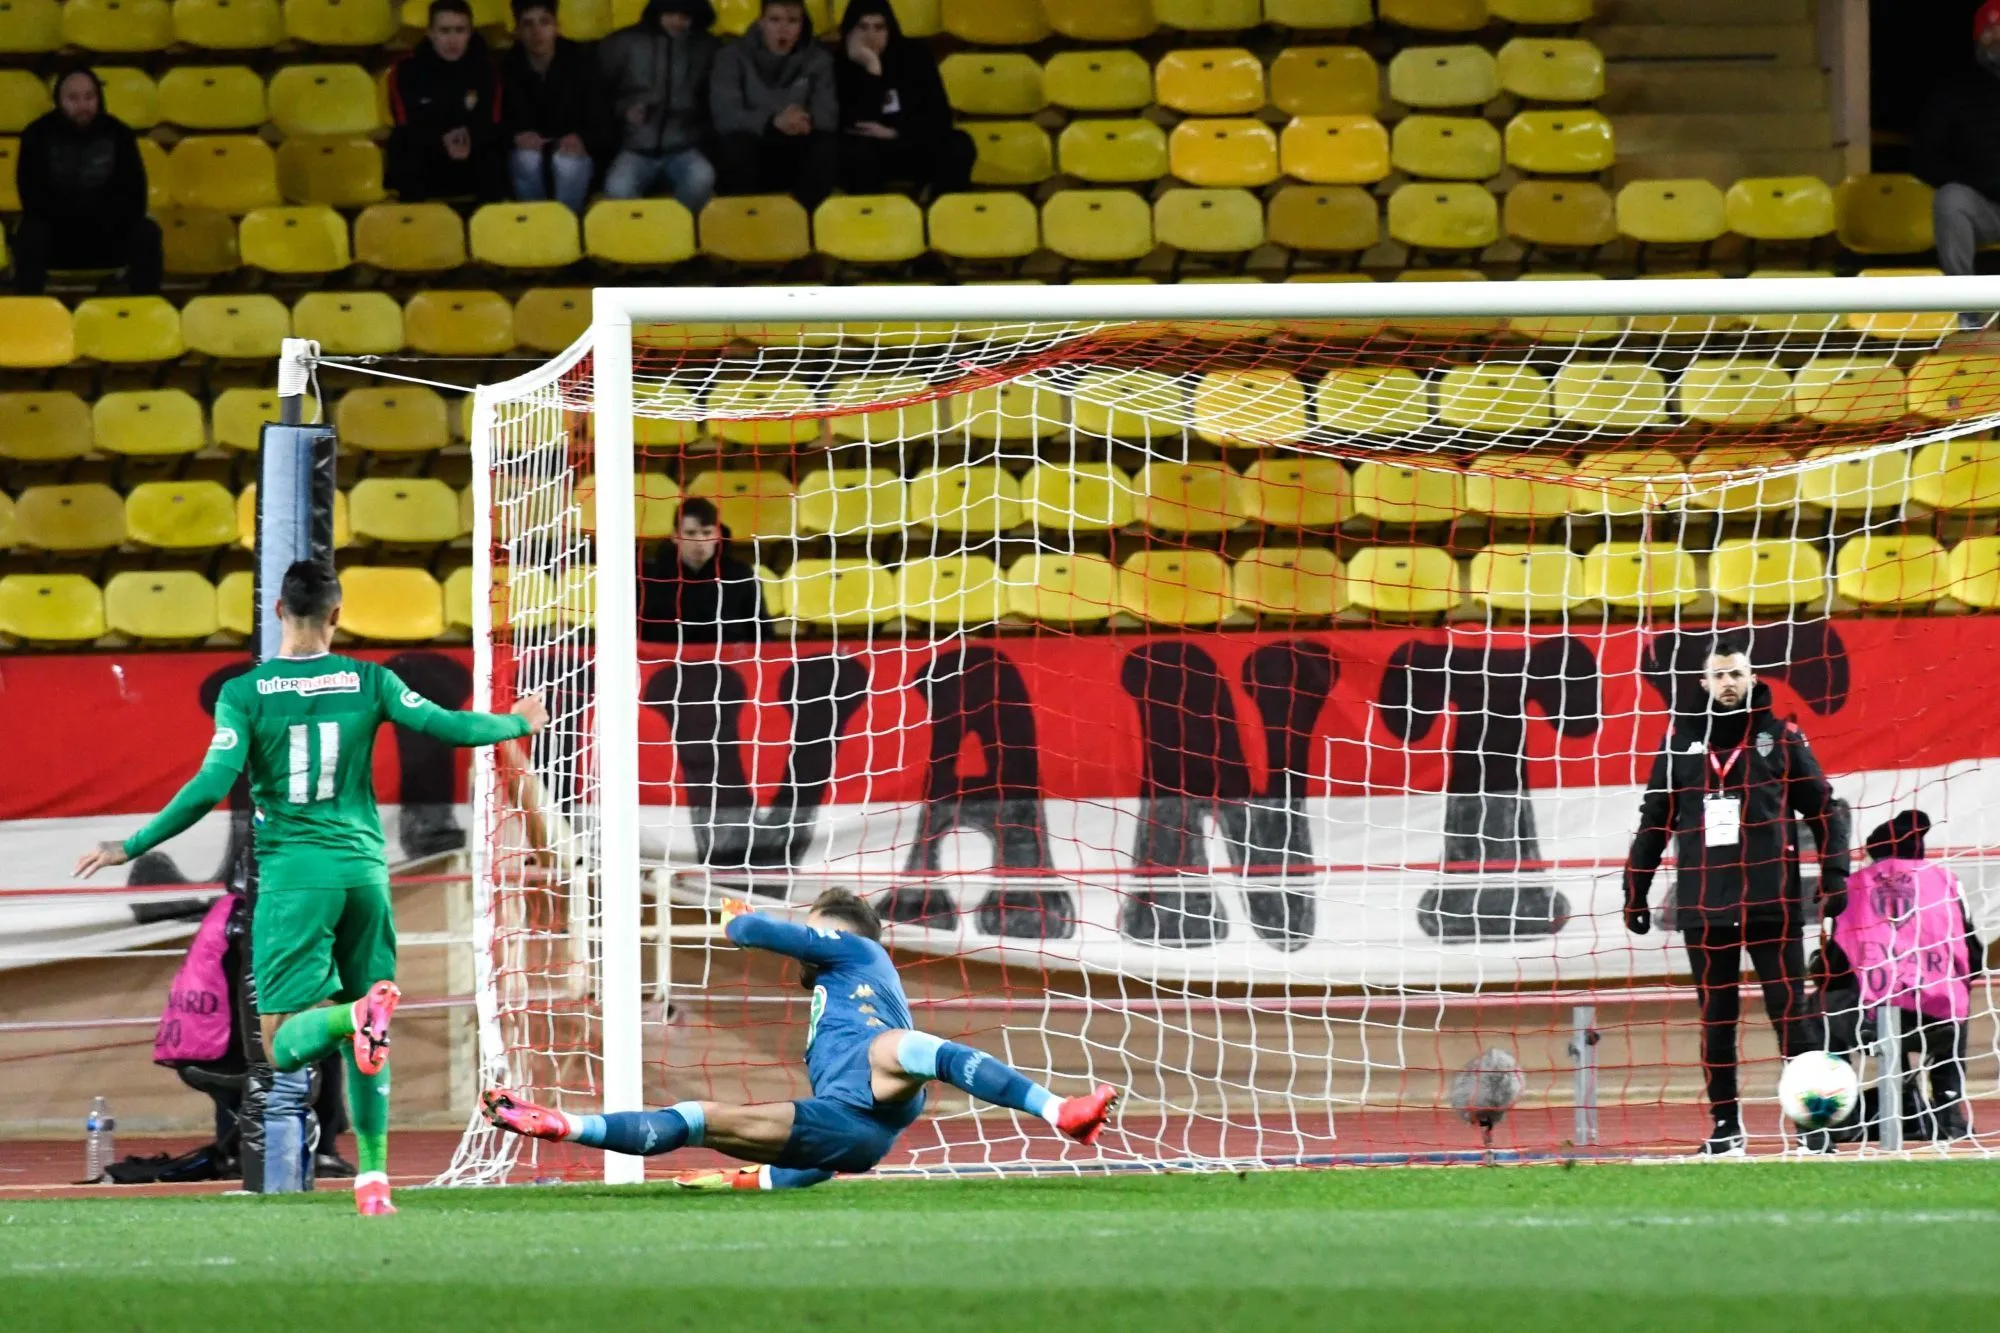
1614, 111, 1834, 156
1611, 146, 1849, 188
1601, 66, 1826, 115
1597, 0, 1811, 23
1592, 24, 1818, 66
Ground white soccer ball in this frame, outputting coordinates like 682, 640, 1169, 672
1777, 1051, 1860, 1129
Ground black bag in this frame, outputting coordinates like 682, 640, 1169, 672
104, 1141, 230, 1184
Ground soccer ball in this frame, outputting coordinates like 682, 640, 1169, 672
1777, 1051, 1860, 1129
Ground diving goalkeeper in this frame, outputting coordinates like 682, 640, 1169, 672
483, 889, 1117, 1188
75, 561, 547, 1215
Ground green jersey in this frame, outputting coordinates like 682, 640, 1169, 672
124, 653, 530, 893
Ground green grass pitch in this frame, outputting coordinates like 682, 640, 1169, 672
6, 1164, 2000, 1332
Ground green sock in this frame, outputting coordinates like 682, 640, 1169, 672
270, 1003, 356, 1073
343, 1046, 389, 1179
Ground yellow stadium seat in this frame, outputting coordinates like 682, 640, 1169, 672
14, 484, 124, 552
1315, 367, 1431, 435
276, 135, 385, 207
1118, 550, 1233, 626
1616, 178, 1726, 250
1792, 357, 1906, 425
1435, 363, 1552, 433
339, 567, 445, 641
355, 202, 467, 273
1266, 0, 1372, 23
175, 0, 285, 47
1844, 265, 1956, 342
1066, 366, 1177, 439
1005, 552, 1118, 624
0, 391, 90, 461
91, 67, 155, 128
687, 470, 795, 540
73, 297, 183, 363
1796, 446, 1910, 513
216, 387, 318, 452
947, 382, 1064, 440
1462, 453, 1573, 521
796, 469, 904, 537
283, 0, 398, 45
1911, 438, 2000, 512
940, 52, 1044, 115
1347, 545, 1459, 616
167, 135, 279, 213
823, 372, 934, 442
1388, 182, 1498, 252
1549, 361, 1667, 429
1683, 445, 1795, 514
94, 389, 204, 456
1490, 0, 1591, 17
1390, 45, 1498, 109
1021, 461, 1135, 531
1677, 359, 1793, 427
157, 65, 263, 129
929, 192, 1038, 262
908, 465, 1023, 533
404, 290, 514, 357
1267, 185, 1379, 257
1043, 50, 1152, 112
1834, 173, 1934, 255
1388, 267, 1503, 338
1908, 352, 2000, 423
1834, 535, 1946, 608
1155, 0, 1261, 27
239, 204, 351, 274
896, 555, 1007, 627
470, 201, 581, 269
146, 131, 178, 207
1469, 544, 1582, 615
1170, 118, 1278, 188
1570, 448, 1681, 515
336, 387, 450, 453
784, 557, 895, 628
0, 0, 60, 52
159, 207, 240, 276
0, 137, 18, 210
1353, 462, 1465, 524
699, 194, 811, 264
1271, 47, 1378, 118
514, 288, 589, 355
64, 0, 172, 49
1044, 0, 1152, 39
293, 291, 402, 356
349, 477, 462, 545
964, 121, 1053, 187
0, 492, 21, 547
1156, 48, 1265, 115
1726, 176, 1835, 242
1136, 461, 1246, 533
1240, 457, 1351, 528
1505, 179, 1614, 254
1582, 542, 1699, 611
105, 570, 218, 642
268, 64, 379, 137
236, 483, 347, 549
1392, 114, 1501, 179
706, 376, 815, 446
442, 565, 473, 634
1232, 547, 1345, 619
1042, 190, 1154, 264
940, 0, 1047, 44
1947, 537, 2000, 608
1059, 119, 1168, 184
1710, 538, 1825, 608
126, 480, 237, 550
584, 198, 696, 267
0, 68, 46, 130
1379, 0, 1487, 29
1505, 110, 1613, 174
1497, 37, 1604, 102
1279, 115, 1390, 185
0, 297, 69, 369
889, 0, 940, 35
0, 574, 104, 643
1155, 188, 1266, 255
815, 195, 926, 265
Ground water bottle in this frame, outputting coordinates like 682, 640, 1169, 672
85, 1097, 115, 1182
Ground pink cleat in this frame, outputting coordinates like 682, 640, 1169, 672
355, 1174, 396, 1216
1055, 1084, 1119, 1146
350, 981, 400, 1078
481, 1088, 573, 1142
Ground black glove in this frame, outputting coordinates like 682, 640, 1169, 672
1820, 869, 1849, 921
1622, 868, 1651, 936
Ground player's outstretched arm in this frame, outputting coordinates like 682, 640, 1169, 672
76, 694, 250, 878
378, 667, 547, 746
718, 898, 853, 966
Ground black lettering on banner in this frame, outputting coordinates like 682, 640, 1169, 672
1639, 620, 1851, 722
1217, 641, 1336, 950
384, 651, 473, 859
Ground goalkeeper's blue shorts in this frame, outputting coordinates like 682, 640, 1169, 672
778, 1087, 926, 1173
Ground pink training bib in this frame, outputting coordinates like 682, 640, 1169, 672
152, 894, 237, 1066
1832, 859, 1971, 1023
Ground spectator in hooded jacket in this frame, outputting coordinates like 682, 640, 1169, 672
639, 498, 769, 645
502, 0, 599, 215
14, 67, 160, 295
598, 0, 720, 212
387, 0, 506, 203
710, 0, 838, 209
1918, 0, 2000, 288
834, 0, 973, 199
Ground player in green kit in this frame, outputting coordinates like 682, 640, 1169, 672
75, 562, 546, 1215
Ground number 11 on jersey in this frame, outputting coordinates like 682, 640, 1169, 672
288, 722, 339, 804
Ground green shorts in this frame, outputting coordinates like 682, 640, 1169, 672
252, 881, 397, 1016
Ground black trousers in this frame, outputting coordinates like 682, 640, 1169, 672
14, 212, 162, 294
838, 128, 977, 198
385, 130, 506, 203
1680, 906, 1812, 1118
715, 130, 837, 210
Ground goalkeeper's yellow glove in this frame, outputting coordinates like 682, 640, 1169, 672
719, 897, 751, 926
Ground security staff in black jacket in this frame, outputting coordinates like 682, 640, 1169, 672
1623, 635, 1850, 1155
640, 497, 770, 645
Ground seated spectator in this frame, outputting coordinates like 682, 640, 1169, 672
640, 498, 770, 645
710, 0, 837, 209
387, 0, 505, 203
834, 0, 973, 199
598, 0, 720, 212
1918, 0, 2000, 288
14, 67, 160, 296
502, 0, 599, 215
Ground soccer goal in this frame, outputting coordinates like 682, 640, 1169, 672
438, 275, 2000, 1186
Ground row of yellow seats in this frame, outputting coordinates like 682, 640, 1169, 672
0, 64, 382, 137
0, 478, 470, 552
921, 0, 1592, 47
0, 565, 471, 645
943, 39, 1604, 120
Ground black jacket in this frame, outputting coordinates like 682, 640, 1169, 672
500, 38, 598, 144
640, 550, 769, 644
1916, 67, 2000, 200
18, 92, 147, 224
389, 35, 502, 147
598, 0, 720, 156
833, 0, 951, 140
1625, 683, 1849, 917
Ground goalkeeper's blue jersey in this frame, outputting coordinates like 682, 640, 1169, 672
724, 913, 913, 1108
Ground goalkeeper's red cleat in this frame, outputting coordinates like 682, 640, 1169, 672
1055, 1084, 1119, 1146
350, 981, 400, 1078
355, 1174, 396, 1216
481, 1087, 572, 1142
672, 1166, 764, 1192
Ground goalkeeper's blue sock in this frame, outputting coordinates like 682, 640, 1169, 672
568, 1102, 705, 1156
897, 1032, 1060, 1125
765, 1166, 834, 1189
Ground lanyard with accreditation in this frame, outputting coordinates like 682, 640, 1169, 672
1702, 743, 1745, 848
